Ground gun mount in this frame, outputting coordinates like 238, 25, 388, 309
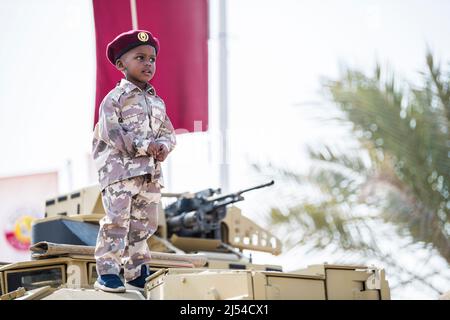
165, 180, 275, 240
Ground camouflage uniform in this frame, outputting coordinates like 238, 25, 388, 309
92, 79, 176, 281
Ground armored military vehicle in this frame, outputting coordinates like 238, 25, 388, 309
0, 181, 390, 300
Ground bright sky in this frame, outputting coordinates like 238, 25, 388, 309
1, 0, 450, 299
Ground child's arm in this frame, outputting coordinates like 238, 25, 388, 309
97, 98, 153, 157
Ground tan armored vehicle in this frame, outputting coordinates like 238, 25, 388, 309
0, 181, 390, 300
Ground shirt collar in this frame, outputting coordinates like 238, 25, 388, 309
118, 78, 156, 95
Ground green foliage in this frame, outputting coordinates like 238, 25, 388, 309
320, 53, 450, 261
264, 53, 450, 294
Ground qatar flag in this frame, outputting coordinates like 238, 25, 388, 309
92, 0, 208, 133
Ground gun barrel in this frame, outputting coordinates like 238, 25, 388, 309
237, 180, 274, 196
208, 180, 274, 203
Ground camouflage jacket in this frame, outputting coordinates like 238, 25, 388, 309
92, 79, 176, 190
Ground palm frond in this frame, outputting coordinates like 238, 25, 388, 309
260, 53, 450, 295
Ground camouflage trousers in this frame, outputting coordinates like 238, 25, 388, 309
94, 174, 160, 282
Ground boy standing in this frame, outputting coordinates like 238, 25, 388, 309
92, 30, 176, 293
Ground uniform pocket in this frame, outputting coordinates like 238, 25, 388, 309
120, 105, 146, 131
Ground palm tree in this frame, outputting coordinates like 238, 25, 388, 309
263, 53, 450, 296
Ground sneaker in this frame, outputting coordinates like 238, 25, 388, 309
94, 274, 126, 293
126, 265, 152, 290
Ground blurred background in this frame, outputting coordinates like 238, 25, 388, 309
0, 0, 449, 299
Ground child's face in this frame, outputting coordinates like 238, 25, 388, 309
116, 45, 156, 88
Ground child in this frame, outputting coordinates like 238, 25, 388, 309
92, 30, 176, 292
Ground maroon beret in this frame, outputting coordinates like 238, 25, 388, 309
106, 29, 160, 65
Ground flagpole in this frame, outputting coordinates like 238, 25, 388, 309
130, 0, 138, 29
129, 0, 176, 192
219, 0, 229, 193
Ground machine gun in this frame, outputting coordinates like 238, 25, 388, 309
164, 180, 274, 240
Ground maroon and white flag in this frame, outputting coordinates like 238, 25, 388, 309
92, 0, 209, 133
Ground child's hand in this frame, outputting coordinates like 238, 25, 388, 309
147, 142, 160, 158
155, 143, 169, 162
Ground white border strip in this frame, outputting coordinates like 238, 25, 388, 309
130, 0, 139, 29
